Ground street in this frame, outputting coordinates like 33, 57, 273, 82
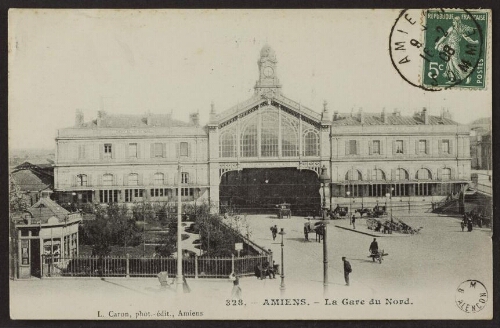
10, 209, 493, 320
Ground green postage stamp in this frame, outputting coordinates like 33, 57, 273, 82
422, 10, 488, 89
390, 9, 490, 91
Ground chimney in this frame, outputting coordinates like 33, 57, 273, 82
443, 109, 452, 120
190, 112, 200, 127
209, 101, 217, 123
97, 110, 106, 127
75, 109, 84, 127
357, 108, 364, 124
333, 111, 339, 121
321, 100, 331, 122
381, 108, 387, 123
422, 107, 429, 124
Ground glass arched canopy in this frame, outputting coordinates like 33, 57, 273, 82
219, 106, 319, 158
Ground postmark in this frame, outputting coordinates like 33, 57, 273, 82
455, 280, 488, 313
389, 9, 489, 91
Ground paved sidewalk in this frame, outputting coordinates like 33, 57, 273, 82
10, 209, 493, 320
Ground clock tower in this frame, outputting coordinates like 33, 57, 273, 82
254, 45, 282, 97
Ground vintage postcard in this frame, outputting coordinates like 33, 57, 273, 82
8, 9, 493, 320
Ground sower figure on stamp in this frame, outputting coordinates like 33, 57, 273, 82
435, 16, 479, 84
343, 257, 352, 286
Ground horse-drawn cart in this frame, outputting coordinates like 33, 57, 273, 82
277, 203, 291, 219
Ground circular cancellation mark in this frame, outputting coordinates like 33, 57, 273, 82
389, 8, 487, 91
455, 280, 488, 313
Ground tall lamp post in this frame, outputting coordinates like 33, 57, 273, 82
319, 166, 331, 297
176, 160, 183, 292
278, 228, 286, 296
346, 190, 351, 224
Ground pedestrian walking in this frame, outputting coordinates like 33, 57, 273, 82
304, 225, 309, 241
231, 277, 242, 300
342, 257, 352, 286
352, 215, 356, 230
369, 238, 378, 254
460, 220, 465, 232
270, 225, 277, 240
467, 219, 473, 232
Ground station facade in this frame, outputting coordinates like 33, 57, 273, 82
54, 46, 471, 213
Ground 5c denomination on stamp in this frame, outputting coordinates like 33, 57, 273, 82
455, 280, 488, 313
390, 8, 489, 91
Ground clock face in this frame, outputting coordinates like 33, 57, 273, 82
263, 66, 274, 77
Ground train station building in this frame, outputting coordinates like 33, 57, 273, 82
54, 45, 472, 214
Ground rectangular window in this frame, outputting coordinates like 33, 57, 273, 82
180, 142, 189, 157
128, 143, 138, 158
78, 145, 86, 159
154, 143, 164, 158
104, 144, 112, 158
181, 172, 189, 184
372, 140, 381, 154
77, 174, 88, 187
395, 140, 404, 154
99, 190, 118, 203
419, 140, 426, 154
181, 188, 193, 196
442, 140, 450, 153
150, 188, 168, 198
348, 140, 357, 155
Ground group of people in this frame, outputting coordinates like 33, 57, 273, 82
461, 216, 474, 232
256, 260, 278, 280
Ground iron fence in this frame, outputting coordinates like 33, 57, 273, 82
42, 253, 270, 279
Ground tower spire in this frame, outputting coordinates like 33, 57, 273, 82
254, 45, 282, 98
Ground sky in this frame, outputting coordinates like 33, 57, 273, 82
8, 9, 492, 150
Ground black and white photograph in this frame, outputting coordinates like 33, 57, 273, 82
8, 8, 493, 320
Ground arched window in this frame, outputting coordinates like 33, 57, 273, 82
240, 122, 258, 157
371, 169, 386, 181
261, 112, 279, 157
441, 168, 451, 181
281, 116, 299, 157
345, 169, 363, 181
102, 174, 113, 186
77, 174, 87, 186
154, 173, 164, 185
304, 130, 319, 156
395, 168, 409, 180
219, 132, 236, 158
128, 174, 139, 186
416, 168, 432, 180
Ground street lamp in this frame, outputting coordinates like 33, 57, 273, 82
319, 166, 331, 220
386, 186, 394, 223
278, 228, 286, 296
319, 166, 331, 297
346, 190, 351, 224
176, 161, 183, 292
